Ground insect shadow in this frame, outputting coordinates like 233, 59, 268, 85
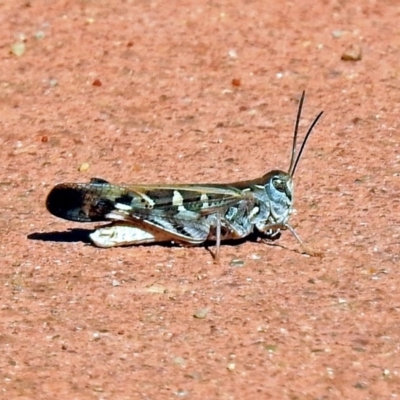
28, 229, 94, 244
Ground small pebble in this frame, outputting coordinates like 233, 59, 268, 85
78, 162, 90, 172
145, 284, 167, 294
228, 49, 237, 58
265, 344, 277, 352
332, 29, 344, 38
11, 42, 25, 57
193, 308, 208, 319
92, 78, 102, 87
49, 78, 58, 87
175, 389, 189, 397
34, 30, 46, 40
227, 363, 236, 371
173, 357, 186, 366
341, 44, 362, 61
231, 78, 241, 87
229, 259, 245, 267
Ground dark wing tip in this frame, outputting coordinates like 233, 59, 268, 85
46, 184, 92, 222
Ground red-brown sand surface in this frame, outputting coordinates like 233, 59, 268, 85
1, 1, 400, 399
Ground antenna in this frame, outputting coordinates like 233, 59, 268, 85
288, 92, 324, 177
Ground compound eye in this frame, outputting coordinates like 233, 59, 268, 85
273, 178, 286, 193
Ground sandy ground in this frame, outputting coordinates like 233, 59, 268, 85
1, 0, 400, 399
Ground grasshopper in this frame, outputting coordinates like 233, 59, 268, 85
46, 92, 323, 260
